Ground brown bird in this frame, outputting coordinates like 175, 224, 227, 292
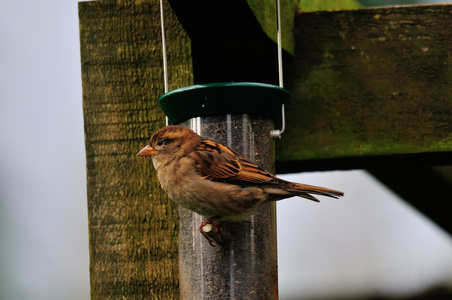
138, 125, 344, 246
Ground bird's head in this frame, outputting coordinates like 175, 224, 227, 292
137, 125, 201, 160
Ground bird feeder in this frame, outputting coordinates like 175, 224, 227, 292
159, 82, 289, 299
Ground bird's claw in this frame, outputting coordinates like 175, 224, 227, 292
199, 217, 227, 247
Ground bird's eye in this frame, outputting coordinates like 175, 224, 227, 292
156, 139, 165, 146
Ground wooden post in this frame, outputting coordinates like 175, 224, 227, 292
79, 1, 193, 298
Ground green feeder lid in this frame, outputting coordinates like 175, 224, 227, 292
158, 82, 289, 124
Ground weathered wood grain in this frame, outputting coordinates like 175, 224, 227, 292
277, 5, 452, 170
79, 1, 193, 298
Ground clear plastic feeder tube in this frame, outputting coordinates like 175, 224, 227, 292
158, 83, 288, 299
178, 115, 278, 299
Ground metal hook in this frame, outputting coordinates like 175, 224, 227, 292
270, 0, 286, 139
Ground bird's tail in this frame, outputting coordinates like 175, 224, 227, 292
287, 183, 344, 202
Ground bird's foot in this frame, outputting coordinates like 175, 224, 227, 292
199, 216, 227, 247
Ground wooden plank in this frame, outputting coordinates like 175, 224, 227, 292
276, 5, 452, 171
79, 1, 193, 298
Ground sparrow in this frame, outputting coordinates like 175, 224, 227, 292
138, 125, 344, 246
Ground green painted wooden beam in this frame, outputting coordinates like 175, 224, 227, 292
276, 4, 452, 171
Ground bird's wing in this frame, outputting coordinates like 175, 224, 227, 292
188, 139, 280, 185
188, 139, 343, 202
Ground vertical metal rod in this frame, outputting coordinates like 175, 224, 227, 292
271, 0, 286, 138
159, 0, 169, 126
160, 0, 169, 93
276, 0, 283, 89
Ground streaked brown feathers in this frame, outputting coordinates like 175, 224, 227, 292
189, 139, 280, 184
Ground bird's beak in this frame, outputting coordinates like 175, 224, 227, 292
137, 145, 157, 157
